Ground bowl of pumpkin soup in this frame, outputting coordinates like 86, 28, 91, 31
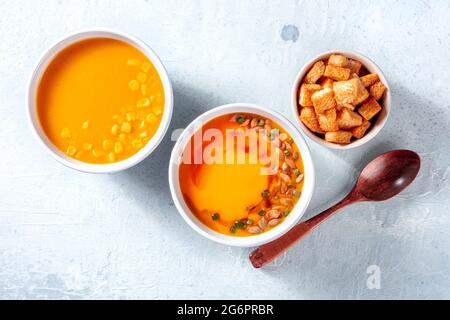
169, 104, 315, 247
28, 30, 173, 173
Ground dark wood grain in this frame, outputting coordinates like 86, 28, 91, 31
249, 149, 421, 268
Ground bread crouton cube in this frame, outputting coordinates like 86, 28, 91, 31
328, 54, 348, 67
318, 108, 339, 132
336, 103, 355, 111
324, 64, 351, 81
358, 98, 382, 120
370, 81, 386, 100
347, 59, 362, 75
351, 120, 371, 139
300, 107, 324, 134
325, 131, 352, 144
319, 77, 334, 89
299, 84, 322, 107
311, 87, 336, 114
333, 77, 368, 106
360, 73, 379, 87
337, 108, 363, 129
304, 60, 326, 84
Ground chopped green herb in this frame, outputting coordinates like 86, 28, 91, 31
261, 189, 270, 198
258, 210, 266, 216
283, 210, 290, 217
293, 168, 301, 176
229, 226, 237, 234
235, 221, 245, 229
212, 213, 220, 221
284, 149, 291, 157
236, 116, 245, 124
293, 190, 302, 197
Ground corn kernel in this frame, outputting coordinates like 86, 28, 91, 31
111, 124, 120, 136
137, 72, 147, 83
83, 143, 93, 151
75, 151, 84, 159
127, 59, 140, 66
60, 128, 71, 139
150, 95, 156, 102
103, 139, 113, 151
92, 149, 104, 158
137, 98, 150, 109
132, 139, 144, 149
139, 120, 147, 129
66, 146, 77, 156
153, 105, 163, 116
140, 131, 148, 139
114, 141, 124, 154
81, 121, 89, 130
146, 113, 157, 123
121, 122, 132, 133
140, 84, 148, 96
126, 112, 136, 122
141, 61, 151, 73
118, 134, 127, 142
113, 115, 124, 124
108, 152, 116, 163
128, 80, 140, 91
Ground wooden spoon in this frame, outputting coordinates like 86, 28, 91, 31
249, 149, 421, 268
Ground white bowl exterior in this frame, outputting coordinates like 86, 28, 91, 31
169, 103, 315, 247
291, 50, 391, 150
27, 29, 173, 173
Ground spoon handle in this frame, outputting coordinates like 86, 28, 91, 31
249, 195, 357, 268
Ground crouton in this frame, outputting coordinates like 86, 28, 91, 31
300, 107, 324, 134
299, 84, 322, 107
358, 98, 382, 120
333, 77, 369, 106
318, 108, 339, 132
347, 59, 362, 75
360, 73, 379, 87
336, 103, 355, 111
370, 81, 386, 100
304, 61, 326, 84
351, 120, 371, 138
311, 87, 336, 114
324, 64, 351, 81
325, 131, 352, 144
337, 108, 363, 129
328, 54, 348, 67
319, 77, 334, 89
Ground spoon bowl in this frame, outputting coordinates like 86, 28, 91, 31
249, 149, 421, 268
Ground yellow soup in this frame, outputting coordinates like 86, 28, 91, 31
37, 38, 165, 164
179, 113, 305, 236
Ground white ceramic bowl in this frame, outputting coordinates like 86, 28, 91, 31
291, 50, 391, 150
168, 103, 315, 247
27, 29, 173, 173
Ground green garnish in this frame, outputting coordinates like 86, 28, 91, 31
293, 190, 302, 197
235, 221, 245, 229
258, 210, 266, 216
212, 213, 220, 221
229, 226, 237, 234
293, 168, 301, 176
261, 190, 270, 198
236, 116, 245, 124
283, 210, 290, 217
284, 149, 291, 157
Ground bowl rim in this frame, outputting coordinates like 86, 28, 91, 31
168, 103, 315, 247
26, 28, 174, 174
291, 50, 391, 150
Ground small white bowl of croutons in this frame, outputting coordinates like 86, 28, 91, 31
291, 51, 390, 149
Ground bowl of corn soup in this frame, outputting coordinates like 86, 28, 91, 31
28, 30, 173, 173
291, 50, 390, 149
169, 103, 315, 247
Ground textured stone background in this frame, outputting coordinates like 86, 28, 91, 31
0, 0, 449, 299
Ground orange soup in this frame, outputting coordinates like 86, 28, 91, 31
179, 113, 305, 236
36, 38, 165, 164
